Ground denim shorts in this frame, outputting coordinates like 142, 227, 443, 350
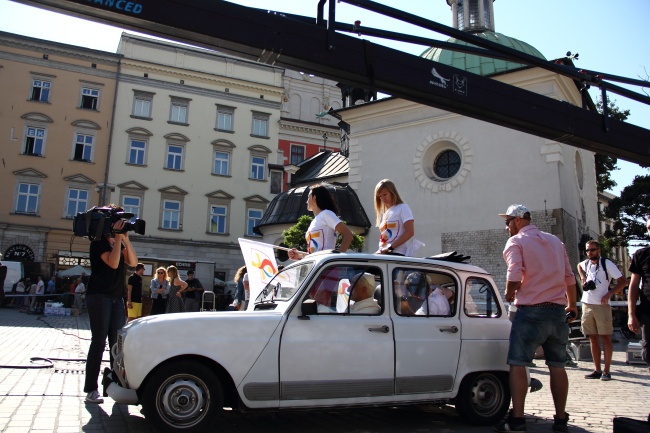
507, 304, 569, 368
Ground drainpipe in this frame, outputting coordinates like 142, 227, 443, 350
101, 56, 122, 205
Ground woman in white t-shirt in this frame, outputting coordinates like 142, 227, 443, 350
288, 184, 353, 260
374, 179, 419, 256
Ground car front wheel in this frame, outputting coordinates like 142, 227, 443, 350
455, 371, 510, 425
142, 360, 223, 433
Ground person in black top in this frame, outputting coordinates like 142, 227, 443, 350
184, 270, 204, 312
126, 263, 145, 322
84, 208, 138, 404
628, 216, 650, 371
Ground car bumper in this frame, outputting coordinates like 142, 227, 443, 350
102, 367, 139, 404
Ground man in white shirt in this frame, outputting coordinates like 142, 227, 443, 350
577, 240, 626, 381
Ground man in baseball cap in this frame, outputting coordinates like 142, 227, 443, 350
495, 204, 577, 433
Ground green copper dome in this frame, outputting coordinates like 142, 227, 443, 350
421, 31, 546, 76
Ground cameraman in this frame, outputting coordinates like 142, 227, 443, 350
577, 240, 626, 381
84, 207, 138, 404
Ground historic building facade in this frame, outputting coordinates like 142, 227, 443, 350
0, 31, 120, 270
336, 0, 600, 289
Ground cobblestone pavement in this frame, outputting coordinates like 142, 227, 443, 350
0, 307, 648, 433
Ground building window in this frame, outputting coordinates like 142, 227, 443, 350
209, 205, 228, 234
80, 87, 100, 110
170, 97, 189, 124
433, 149, 461, 179
165, 144, 184, 170
251, 111, 269, 137
213, 151, 230, 176
30, 79, 51, 102
73, 133, 94, 162
128, 139, 147, 165
66, 188, 89, 217
162, 200, 181, 230
132, 92, 152, 118
246, 208, 263, 236
270, 170, 282, 194
216, 105, 234, 131
24, 127, 45, 156
16, 183, 40, 214
122, 196, 141, 222
290, 144, 305, 165
250, 156, 266, 180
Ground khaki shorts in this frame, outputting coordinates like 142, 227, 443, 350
127, 302, 142, 319
581, 303, 613, 336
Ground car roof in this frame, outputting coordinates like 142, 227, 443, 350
304, 251, 491, 275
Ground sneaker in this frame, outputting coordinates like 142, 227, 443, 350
495, 411, 527, 432
600, 372, 611, 381
552, 412, 569, 433
584, 370, 602, 379
85, 390, 104, 404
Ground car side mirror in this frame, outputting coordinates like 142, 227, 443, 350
298, 299, 317, 320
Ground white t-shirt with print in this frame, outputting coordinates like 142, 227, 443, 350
305, 210, 342, 254
378, 203, 414, 256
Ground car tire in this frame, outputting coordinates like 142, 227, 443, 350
455, 371, 510, 426
142, 360, 223, 433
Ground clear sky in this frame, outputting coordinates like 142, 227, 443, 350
1, 0, 648, 195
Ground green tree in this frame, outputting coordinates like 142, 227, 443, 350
282, 215, 364, 252
595, 97, 630, 192
604, 174, 650, 247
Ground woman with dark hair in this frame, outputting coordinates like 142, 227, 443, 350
84, 205, 138, 404
374, 179, 420, 256
288, 184, 353, 260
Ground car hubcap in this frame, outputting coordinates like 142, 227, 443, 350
160, 378, 207, 425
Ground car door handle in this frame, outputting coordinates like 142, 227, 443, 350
439, 326, 458, 333
368, 325, 390, 333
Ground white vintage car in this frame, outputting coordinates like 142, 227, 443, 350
106, 251, 512, 432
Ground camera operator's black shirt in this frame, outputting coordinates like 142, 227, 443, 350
630, 246, 650, 315
88, 237, 127, 299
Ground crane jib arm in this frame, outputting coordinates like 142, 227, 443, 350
13, 0, 650, 165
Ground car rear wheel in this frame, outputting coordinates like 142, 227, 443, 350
455, 372, 510, 425
142, 360, 223, 433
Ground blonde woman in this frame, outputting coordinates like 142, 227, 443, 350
165, 266, 188, 313
150, 267, 169, 315
373, 179, 419, 256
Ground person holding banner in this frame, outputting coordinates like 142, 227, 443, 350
288, 184, 353, 260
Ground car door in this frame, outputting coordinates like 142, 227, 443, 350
278, 262, 395, 407
390, 265, 462, 398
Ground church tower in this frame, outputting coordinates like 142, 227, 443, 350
447, 0, 495, 33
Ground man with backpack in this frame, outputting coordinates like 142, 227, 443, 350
577, 240, 626, 381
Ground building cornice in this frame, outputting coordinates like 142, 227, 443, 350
120, 60, 283, 97
0, 51, 118, 80
119, 74, 282, 110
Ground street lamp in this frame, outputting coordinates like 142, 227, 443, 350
322, 133, 328, 152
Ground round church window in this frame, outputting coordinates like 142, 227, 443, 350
433, 149, 461, 179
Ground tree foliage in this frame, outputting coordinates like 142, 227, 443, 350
282, 215, 365, 252
594, 97, 629, 192
604, 174, 650, 247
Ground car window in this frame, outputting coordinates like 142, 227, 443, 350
393, 267, 456, 317
303, 264, 383, 315
464, 277, 502, 318
256, 261, 314, 304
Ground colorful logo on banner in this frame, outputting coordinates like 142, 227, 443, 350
250, 247, 277, 283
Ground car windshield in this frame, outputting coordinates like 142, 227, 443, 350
255, 261, 314, 303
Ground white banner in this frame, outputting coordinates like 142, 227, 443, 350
238, 238, 280, 307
